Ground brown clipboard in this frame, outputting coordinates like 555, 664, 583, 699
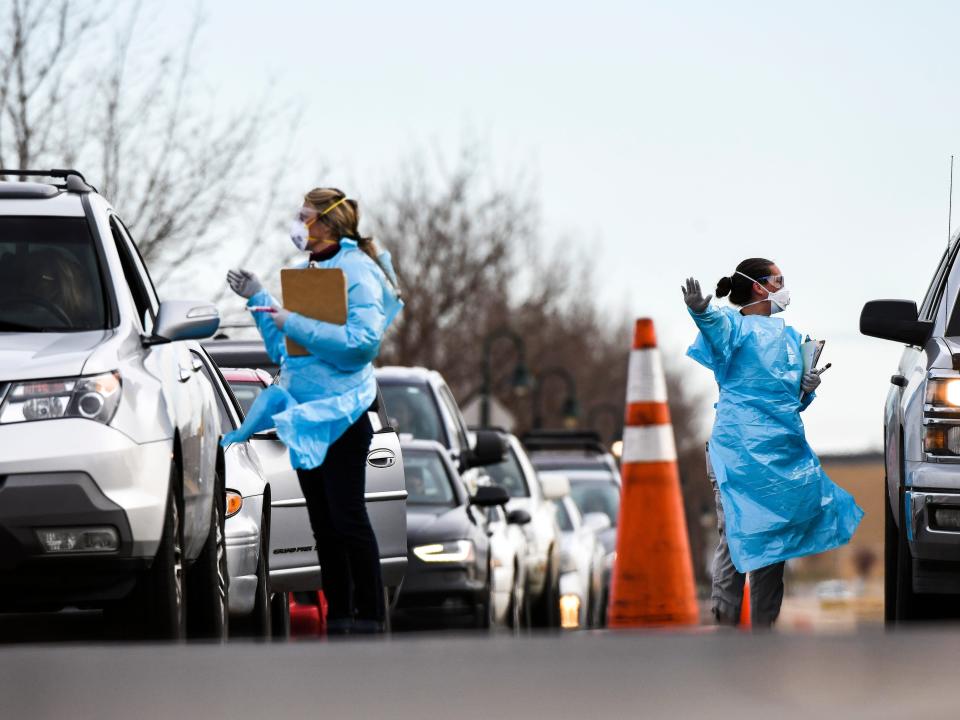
280, 267, 348, 357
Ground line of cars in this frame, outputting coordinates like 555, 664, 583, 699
0, 169, 621, 639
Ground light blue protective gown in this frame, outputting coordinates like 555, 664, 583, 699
687, 305, 863, 573
222, 238, 403, 469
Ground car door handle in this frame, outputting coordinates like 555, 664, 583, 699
367, 448, 396, 468
178, 367, 192, 383
891, 374, 908, 388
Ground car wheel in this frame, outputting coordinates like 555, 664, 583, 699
232, 512, 271, 639
187, 471, 228, 640
884, 484, 898, 625
270, 591, 290, 640
508, 563, 523, 633
120, 464, 186, 640
532, 550, 560, 628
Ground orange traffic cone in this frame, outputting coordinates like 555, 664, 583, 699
740, 581, 751, 627
608, 319, 699, 627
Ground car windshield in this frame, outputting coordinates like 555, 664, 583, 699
484, 446, 530, 498
554, 500, 574, 532
0, 216, 108, 331
403, 450, 457, 507
568, 479, 620, 527
380, 382, 444, 442
228, 379, 266, 416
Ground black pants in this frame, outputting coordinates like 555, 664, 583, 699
296, 410, 384, 623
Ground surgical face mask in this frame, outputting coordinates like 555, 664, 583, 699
289, 219, 311, 252
736, 271, 791, 314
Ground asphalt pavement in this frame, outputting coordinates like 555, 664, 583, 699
2, 625, 960, 719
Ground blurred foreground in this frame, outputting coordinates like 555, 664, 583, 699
3, 627, 959, 720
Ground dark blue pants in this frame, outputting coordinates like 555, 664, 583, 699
297, 410, 384, 623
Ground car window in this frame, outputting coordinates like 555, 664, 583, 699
568, 480, 620, 527
484, 446, 531, 497
109, 218, 155, 333
437, 384, 470, 451
380, 382, 446, 443
228, 379, 266, 417
404, 450, 457, 506
113, 217, 160, 311
554, 500, 574, 532
193, 352, 237, 434
0, 216, 108, 332
920, 241, 960, 323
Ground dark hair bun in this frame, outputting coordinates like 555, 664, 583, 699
716, 276, 733, 298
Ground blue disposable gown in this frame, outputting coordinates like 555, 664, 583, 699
687, 305, 863, 573
222, 238, 403, 469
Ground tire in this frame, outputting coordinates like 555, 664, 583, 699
120, 465, 186, 640
532, 550, 560, 628
884, 484, 898, 625
187, 471, 228, 640
474, 583, 495, 631
270, 591, 290, 640
232, 512, 271, 639
508, 564, 523, 634
383, 587, 393, 635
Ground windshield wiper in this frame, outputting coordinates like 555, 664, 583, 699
0, 319, 48, 332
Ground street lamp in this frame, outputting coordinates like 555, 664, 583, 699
480, 327, 531, 427
532, 366, 579, 430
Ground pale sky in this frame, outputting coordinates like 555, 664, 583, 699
143, 1, 960, 453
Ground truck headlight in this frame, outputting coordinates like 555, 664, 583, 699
0, 372, 121, 425
926, 378, 960, 407
413, 540, 474, 563
924, 425, 960, 456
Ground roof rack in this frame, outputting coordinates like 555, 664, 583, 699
0, 168, 95, 193
520, 429, 609, 455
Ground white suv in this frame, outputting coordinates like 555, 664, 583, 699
0, 170, 226, 640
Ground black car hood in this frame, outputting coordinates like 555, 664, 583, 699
406, 505, 475, 545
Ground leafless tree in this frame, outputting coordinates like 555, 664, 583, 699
0, 0, 291, 287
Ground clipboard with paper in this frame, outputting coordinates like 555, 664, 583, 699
280, 267, 348, 357
800, 338, 825, 395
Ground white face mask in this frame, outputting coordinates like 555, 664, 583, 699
736, 271, 791, 314
289, 219, 310, 252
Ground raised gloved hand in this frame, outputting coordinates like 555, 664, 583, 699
226, 268, 263, 299
801, 371, 822, 394
681, 277, 712, 313
273, 308, 290, 331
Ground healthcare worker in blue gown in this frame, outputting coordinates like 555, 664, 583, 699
682, 258, 862, 628
224, 187, 402, 634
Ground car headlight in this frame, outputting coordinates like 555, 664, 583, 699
0, 372, 121, 425
926, 378, 960, 408
413, 540, 475, 563
226, 491, 243, 518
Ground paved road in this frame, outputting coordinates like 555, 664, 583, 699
2, 626, 960, 719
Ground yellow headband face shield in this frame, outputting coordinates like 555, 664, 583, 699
298, 196, 348, 224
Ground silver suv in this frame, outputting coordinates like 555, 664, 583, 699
862, 238, 960, 622
0, 170, 226, 640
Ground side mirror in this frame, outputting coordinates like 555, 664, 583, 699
539, 471, 570, 501
470, 484, 510, 507
506, 508, 532, 525
860, 300, 932, 346
583, 512, 611, 533
252, 428, 279, 441
464, 429, 506, 469
149, 301, 220, 344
